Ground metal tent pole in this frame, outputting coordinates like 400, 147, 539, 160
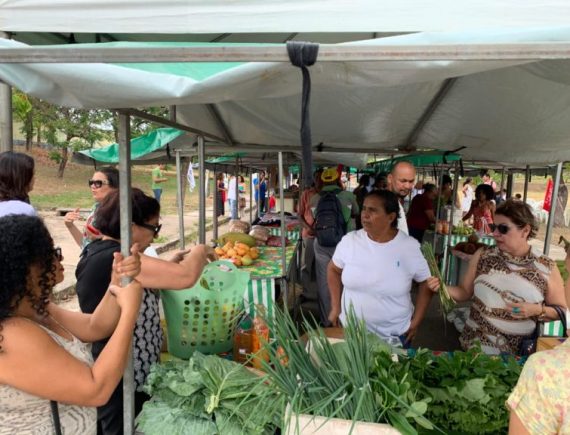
278, 152, 288, 308
175, 150, 185, 249
234, 158, 239, 219
544, 162, 563, 256
444, 161, 460, 282
198, 136, 206, 244
523, 165, 530, 203
0, 33, 12, 153
433, 165, 446, 252
249, 169, 253, 224
213, 167, 218, 242
118, 113, 135, 435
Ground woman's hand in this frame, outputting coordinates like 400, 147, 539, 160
328, 306, 341, 327
64, 207, 81, 225
169, 248, 192, 263
425, 276, 440, 293
108, 280, 143, 317
196, 244, 218, 262
505, 302, 542, 319
112, 243, 141, 283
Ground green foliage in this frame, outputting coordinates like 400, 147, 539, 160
136, 353, 281, 435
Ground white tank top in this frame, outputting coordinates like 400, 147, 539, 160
0, 322, 97, 434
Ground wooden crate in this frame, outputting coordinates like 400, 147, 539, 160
536, 337, 566, 352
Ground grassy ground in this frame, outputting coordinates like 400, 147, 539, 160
27, 147, 213, 214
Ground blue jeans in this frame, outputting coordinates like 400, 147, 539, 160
153, 188, 162, 203
229, 199, 238, 219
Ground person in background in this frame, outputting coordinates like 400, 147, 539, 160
496, 188, 508, 205
514, 193, 523, 201
76, 188, 217, 433
327, 190, 438, 347
227, 175, 238, 220
151, 164, 167, 203
0, 151, 37, 218
374, 172, 388, 190
64, 167, 119, 249
507, 245, 570, 434
258, 171, 268, 214
433, 200, 568, 355
216, 173, 226, 217
298, 169, 324, 292
407, 183, 438, 243
352, 174, 370, 230
462, 184, 496, 234
411, 180, 424, 199
238, 175, 247, 218
0, 214, 142, 434
461, 177, 474, 217
439, 174, 463, 223
311, 167, 359, 326
482, 171, 498, 194
387, 161, 416, 235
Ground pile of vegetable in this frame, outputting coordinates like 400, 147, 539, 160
420, 242, 455, 313
136, 353, 281, 434
451, 223, 475, 236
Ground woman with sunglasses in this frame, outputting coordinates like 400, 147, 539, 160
75, 188, 216, 434
0, 151, 37, 218
435, 199, 568, 355
64, 167, 119, 248
0, 214, 142, 434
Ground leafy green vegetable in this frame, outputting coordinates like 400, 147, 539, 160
136, 353, 281, 434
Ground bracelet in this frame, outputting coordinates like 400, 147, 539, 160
538, 302, 547, 321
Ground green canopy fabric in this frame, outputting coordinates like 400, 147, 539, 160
78, 128, 184, 163
371, 152, 462, 174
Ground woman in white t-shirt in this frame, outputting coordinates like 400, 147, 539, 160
327, 189, 439, 346
0, 151, 37, 218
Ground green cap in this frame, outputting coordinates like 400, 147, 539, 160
239, 316, 253, 330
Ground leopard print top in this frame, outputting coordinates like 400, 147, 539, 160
460, 245, 553, 355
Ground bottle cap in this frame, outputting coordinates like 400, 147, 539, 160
239, 315, 253, 330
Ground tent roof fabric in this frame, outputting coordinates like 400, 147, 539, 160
3, 0, 570, 35
371, 152, 462, 174
3, 28, 570, 165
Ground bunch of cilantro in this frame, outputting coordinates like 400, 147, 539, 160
136, 352, 282, 435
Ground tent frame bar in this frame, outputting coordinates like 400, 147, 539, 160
206, 104, 236, 146
116, 108, 225, 143
4, 42, 570, 63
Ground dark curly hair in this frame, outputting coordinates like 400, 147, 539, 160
95, 188, 160, 239
364, 189, 401, 228
0, 215, 56, 350
0, 151, 35, 203
475, 183, 496, 201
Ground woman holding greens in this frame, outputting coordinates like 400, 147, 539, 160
434, 200, 567, 355
327, 189, 439, 347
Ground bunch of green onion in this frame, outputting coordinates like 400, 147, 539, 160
420, 242, 455, 314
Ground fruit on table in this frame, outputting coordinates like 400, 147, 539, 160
215, 232, 257, 247
217, 241, 259, 267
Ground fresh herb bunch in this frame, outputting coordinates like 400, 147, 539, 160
260, 307, 431, 434
401, 347, 523, 434
136, 352, 281, 434
420, 242, 455, 313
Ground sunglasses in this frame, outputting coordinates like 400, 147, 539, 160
489, 223, 512, 235
138, 222, 162, 237
88, 179, 110, 188
53, 247, 63, 261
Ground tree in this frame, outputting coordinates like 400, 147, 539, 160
41, 106, 113, 178
12, 90, 34, 150
110, 107, 169, 141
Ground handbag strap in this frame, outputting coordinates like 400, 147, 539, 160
546, 304, 568, 337
50, 400, 63, 435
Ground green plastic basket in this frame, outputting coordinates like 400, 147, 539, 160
161, 260, 250, 359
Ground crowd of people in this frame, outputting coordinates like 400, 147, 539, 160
1, 149, 569, 434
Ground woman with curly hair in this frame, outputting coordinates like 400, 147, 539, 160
76, 188, 217, 433
0, 151, 37, 218
0, 214, 142, 434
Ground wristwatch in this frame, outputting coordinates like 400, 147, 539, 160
537, 302, 547, 321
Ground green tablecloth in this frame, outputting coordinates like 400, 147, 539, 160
241, 244, 299, 319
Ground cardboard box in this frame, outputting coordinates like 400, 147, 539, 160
536, 337, 566, 352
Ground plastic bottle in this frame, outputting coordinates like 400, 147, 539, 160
233, 316, 254, 365
251, 307, 270, 370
